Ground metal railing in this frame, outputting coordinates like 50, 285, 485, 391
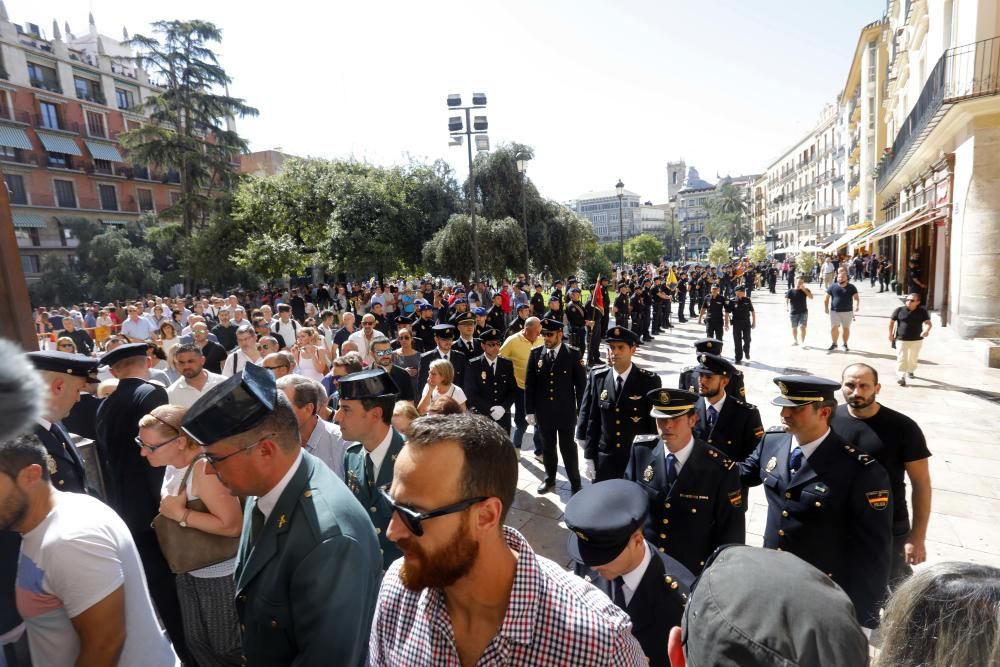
879, 35, 1000, 189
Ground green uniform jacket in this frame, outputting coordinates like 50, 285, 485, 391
235, 451, 381, 667
344, 428, 406, 569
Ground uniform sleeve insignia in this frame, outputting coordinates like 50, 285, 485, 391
754, 426, 765, 438
728, 490, 743, 507
631, 416, 641, 423
575, 530, 590, 542
765, 456, 777, 473
46, 454, 58, 476
628, 395, 642, 400
643, 465, 654, 482
277, 514, 288, 529
600, 389, 608, 400
865, 490, 889, 510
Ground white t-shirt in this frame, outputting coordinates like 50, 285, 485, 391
16, 492, 179, 667
420, 383, 467, 407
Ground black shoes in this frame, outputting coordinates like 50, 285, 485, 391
537, 481, 556, 494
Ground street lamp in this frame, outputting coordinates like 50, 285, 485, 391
616, 178, 625, 269
515, 152, 530, 277
447, 92, 489, 282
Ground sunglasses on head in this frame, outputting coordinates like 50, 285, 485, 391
378, 484, 486, 536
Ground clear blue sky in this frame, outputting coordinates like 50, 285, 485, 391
16, 0, 883, 204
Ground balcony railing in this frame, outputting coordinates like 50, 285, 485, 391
77, 90, 107, 105
29, 77, 62, 94
879, 34, 1000, 189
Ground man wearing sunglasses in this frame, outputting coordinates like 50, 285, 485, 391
183, 362, 381, 666
371, 335, 415, 403
369, 414, 647, 666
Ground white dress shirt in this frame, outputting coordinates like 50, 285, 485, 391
619, 541, 653, 607
791, 428, 830, 460
611, 364, 632, 389
665, 436, 695, 473
256, 449, 303, 521
364, 427, 396, 481
166, 371, 226, 408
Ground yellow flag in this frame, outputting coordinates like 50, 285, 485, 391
667, 268, 678, 285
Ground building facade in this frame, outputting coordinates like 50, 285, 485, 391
2, 9, 185, 282
813, 102, 847, 243
764, 131, 817, 251
574, 188, 641, 243
675, 167, 714, 259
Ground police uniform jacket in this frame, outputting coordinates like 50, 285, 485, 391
583, 365, 661, 481
505, 317, 527, 338
575, 543, 692, 667
727, 297, 754, 323
485, 305, 506, 332
463, 354, 516, 428
236, 451, 381, 666
411, 318, 437, 350
453, 337, 483, 360
565, 300, 587, 327
739, 428, 892, 627
678, 367, 746, 401
33, 421, 94, 495
627, 436, 745, 575
416, 348, 467, 391
343, 428, 405, 569
613, 293, 630, 319
692, 396, 763, 462
701, 294, 728, 320
524, 344, 586, 427
95, 377, 168, 537
530, 292, 546, 318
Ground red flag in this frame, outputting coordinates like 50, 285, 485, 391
592, 275, 605, 314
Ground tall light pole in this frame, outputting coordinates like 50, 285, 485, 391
516, 152, 530, 277
616, 179, 625, 269
448, 93, 489, 282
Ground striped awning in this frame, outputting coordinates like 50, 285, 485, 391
100, 218, 128, 226
36, 131, 82, 156
13, 214, 46, 228
85, 140, 124, 162
0, 124, 32, 150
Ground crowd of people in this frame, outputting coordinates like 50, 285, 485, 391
0, 255, 992, 667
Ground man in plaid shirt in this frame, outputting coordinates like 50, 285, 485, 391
369, 414, 646, 666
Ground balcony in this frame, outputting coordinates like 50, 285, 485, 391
29, 77, 62, 94
878, 35, 1000, 190
34, 115, 83, 134
77, 90, 107, 106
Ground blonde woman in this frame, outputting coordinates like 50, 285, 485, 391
416, 358, 466, 415
391, 400, 419, 437
94, 308, 113, 345
292, 327, 330, 381
137, 405, 243, 667
55, 336, 77, 353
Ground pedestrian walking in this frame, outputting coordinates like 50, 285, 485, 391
726, 285, 755, 364
824, 268, 860, 351
889, 293, 932, 386
698, 284, 728, 342
785, 277, 813, 346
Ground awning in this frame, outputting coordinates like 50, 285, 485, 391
36, 132, 82, 156
861, 205, 927, 247
13, 214, 46, 228
896, 210, 947, 236
0, 124, 33, 150
84, 140, 124, 162
820, 224, 873, 254
100, 218, 128, 226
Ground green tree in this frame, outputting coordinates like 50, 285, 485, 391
120, 20, 258, 236
422, 214, 526, 284
580, 236, 613, 286
796, 252, 816, 276
624, 234, 665, 264
600, 242, 620, 265
748, 242, 768, 264
29, 256, 86, 305
706, 183, 750, 252
707, 240, 731, 267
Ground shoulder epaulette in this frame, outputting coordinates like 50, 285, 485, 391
636, 366, 656, 377
843, 443, 875, 465
591, 366, 611, 376
345, 442, 363, 453
766, 425, 784, 433
632, 434, 658, 446
705, 446, 736, 470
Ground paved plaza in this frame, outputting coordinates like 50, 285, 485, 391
509, 279, 1000, 570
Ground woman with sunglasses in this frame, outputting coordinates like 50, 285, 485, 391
392, 329, 421, 397
137, 405, 243, 667
416, 358, 466, 416
55, 336, 78, 354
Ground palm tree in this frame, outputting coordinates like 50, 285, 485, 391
707, 183, 751, 254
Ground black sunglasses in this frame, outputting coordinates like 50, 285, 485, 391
378, 484, 486, 536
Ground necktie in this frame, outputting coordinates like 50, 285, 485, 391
616, 375, 624, 399
548, 350, 555, 364
789, 446, 804, 475
250, 503, 266, 546
365, 453, 375, 488
612, 577, 627, 609
666, 453, 678, 486
707, 405, 718, 429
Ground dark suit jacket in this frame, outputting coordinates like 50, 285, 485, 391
627, 436, 745, 575
575, 544, 693, 667
235, 451, 381, 666
416, 348, 467, 392
33, 422, 93, 495
453, 337, 483, 359
740, 428, 892, 627
343, 429, 406, 569
62, 392, 101, 441
384, 364, 416, 403
693, 396, 763, 462
524, 344, 586, 428
463, 355, 516, 431
582, 365, 662, 481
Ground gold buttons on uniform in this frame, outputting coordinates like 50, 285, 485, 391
665, 503, 672, 509
671, 582, 679, 589
304, 490, 312, 497
782, 510, 788, 517
376, 528, 382, 534
778, 529, 785, 537
691, 508, 697, 514
784, 492, 791, 499
662, 518, 669, 524
659, 547, 665, 553
270, 620, 278, 628
370, 506, 377, 513
815, 501, 822, 507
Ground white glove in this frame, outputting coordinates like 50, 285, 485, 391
526, 414, 536, 426
584, 458, 596, 480
489, 405, 505, 420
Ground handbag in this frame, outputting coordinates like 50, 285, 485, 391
152, 456, 240, 574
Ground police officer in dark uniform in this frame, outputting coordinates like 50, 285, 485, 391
565, 287, 588, 355
626, 388, 745, 575
463, 329, 517, 433
727, 284, 756, 364
505, 302, 531, 338
565, 480, 693, 667
543, 294, 565, 327
525, 318, 587, 494
530, 283, 546, 318
599, 275, 612, 335
739, 375, 893, 628
453, 312, 483, 359
698, 283, 728, 341
675, 272, 689, 323
583, 291, 605, 366
678, 338, 746, 401
447, 297, 471, 326
485, 292, 506, 333
630, 283, 646, 342
416, 324, 468, 391
580, 327, 661, 482
691, 353, 763, 463
613, 281, 631, 328
550, 279, 565, 309
411, 303, 437, 350
25, 351, 100, 495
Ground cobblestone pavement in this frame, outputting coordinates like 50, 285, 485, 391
511, 278, 1000, 570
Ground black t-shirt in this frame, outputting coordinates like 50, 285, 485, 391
826, 282, 858, 312
832, 404, 931, 533
785, 289, 808, 314
892, 306, 931, 340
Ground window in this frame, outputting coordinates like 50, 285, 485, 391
137, 188, 154, 212
39, 101, 60, 129
115, 88, 135, 110
98, 184, 118, 211
21, 255, 40, 273
0, 91, 10, 120
170, 191, 182, 206
27, 62, 59, 92
74, 76, 103, 103
93, 159, 112, 174
85, 110, 106, 138
5, 174, 26, 204
54, 179, 76, 208
47, 153, 70, 168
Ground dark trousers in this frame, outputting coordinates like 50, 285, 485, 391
616, 315, 629, 329
662, 302, 672, 328
677, 298, 687, 321
512, 387, 542, 455
732, 321, 751, 361
570, 326, 587, 355
539, 418, 582, 490
652, 306, 663, 333
587, 324, 603, 364
705, 319, 724, 341
689, 297, 699, 318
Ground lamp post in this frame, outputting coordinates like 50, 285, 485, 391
616, 179, 625, 269
516, 152, 530, 276
448, 93, 489, 282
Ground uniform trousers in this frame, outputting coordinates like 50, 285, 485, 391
705, 318, 724, 341
512, 387, 543, 455
732, 321, 751, 361
677, 298, 687, 321
538, 418, 582, 489
570, 326, 587, 356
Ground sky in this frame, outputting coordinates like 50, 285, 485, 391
16, 0, 884, 204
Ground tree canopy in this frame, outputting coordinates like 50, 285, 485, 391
706, 183, 751, 252
624, 234, 665, 264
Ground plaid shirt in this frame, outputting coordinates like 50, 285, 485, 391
369, 527, 647, 666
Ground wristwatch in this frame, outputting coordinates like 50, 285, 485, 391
179, 509, 191, 528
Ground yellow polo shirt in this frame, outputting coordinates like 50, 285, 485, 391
499, 331, 543, 389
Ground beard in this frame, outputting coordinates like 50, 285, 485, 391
847, 393, 876, 410
396, 512, 479, 592
0, 486, 28, 531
